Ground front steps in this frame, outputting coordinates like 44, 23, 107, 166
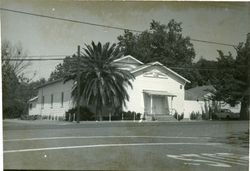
145, 115, 177, 122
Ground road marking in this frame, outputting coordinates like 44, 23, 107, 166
201, 153, 248, 164
184, 162, 200, 166
167, 153, 249, 167
3, 136, 211, 142
4, 142, 221, 153
216, 153, 249, 161
196, 154, 248, 166
167, 154, 232, 168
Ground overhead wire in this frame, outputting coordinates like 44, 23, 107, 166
0, 7, 237, 47
0, 8, 141, 33
0, 8, 241, 72
3, 58, 244, 71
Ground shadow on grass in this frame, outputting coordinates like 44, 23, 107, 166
210, 131, 249, 148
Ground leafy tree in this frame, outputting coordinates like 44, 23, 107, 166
24, 78, 47, 100
118, 19, 196, 88
212, 33, 249, 120
118, 20, 195, 64
2, 40, 30, 76
2, 40, 31, 118
49, 56, 76, 81
194, 58, 218, 85
65, 42, 134, 121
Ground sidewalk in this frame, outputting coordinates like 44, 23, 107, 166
3, 118, 204, 125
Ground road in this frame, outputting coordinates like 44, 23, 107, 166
3, 120, 249, 170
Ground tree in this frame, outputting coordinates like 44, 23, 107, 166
118, 20, 195, 66
212, 33, 249, 120
65, 42, 134, 121
234, 33, 250, 120
49, 56, 76, 81
118, 19, 196, 88
194, 58, 218, 85
2, 40, 31, 118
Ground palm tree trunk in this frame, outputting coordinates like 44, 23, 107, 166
95, 103, 103, 121
99, 113, 102, 121
98, 107, 103, 121
95, 107, 98, 121
95, 101, 99, 121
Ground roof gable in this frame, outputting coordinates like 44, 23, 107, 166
36, 79, 63, 89
143, 69, 168, 79
185, 85, 216, 101
131, 61, 190, 83
113, 55, 144, 65
113, 55, 144, 71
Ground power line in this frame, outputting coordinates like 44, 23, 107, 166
3, 58, 65, 61
190, 39, 236, 47
3, 58, 243, 71
8, 55, 72, 58
0, 8, 141, 33
0, 7, 237, 47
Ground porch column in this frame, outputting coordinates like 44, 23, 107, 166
150, 95, 153, 115
171, 96, 173, 115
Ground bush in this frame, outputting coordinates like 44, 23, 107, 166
122, 111, 141, 120
202, 112, 208, 120
190, 111, 202, 120
110, 111, 141, 121
20, 115, 41, 120
173, 111, 184, 121
65, 107, 95, 121
151, 115, 157, 121
42, 115, 49, 120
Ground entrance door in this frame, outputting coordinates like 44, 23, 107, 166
152, 95, 167, 114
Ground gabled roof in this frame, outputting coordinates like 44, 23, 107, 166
185, 85, 216, 101
113, 55, 144, 65
131, 61, 190, 83
36, 78, 63, 89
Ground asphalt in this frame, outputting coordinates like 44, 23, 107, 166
3, 119, 249, 170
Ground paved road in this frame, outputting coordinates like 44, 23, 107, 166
3, 120, 249, 170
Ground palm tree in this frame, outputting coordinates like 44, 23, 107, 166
65, 41, 134, 121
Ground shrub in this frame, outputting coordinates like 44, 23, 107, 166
174, 111, 184, 121
58, 116, 64, 121
20, 115, 41, 120
111, 111, 141, 120
190, 111, 196, 120
190, 111, 202, 120
202, 112, 207, 120
151, 115, 157, 121
42, 115, 49, 120
65, 107, 95, 121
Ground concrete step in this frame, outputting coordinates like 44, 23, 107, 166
145, 115, 177, 121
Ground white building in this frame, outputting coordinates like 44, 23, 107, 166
28, 55, 190, 120
28, 79, 74, 120
184, 85, 241, 118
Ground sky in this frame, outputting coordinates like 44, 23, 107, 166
1, 1, 250, 81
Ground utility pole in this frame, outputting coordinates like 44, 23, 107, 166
77, 45, 80, 123
247, 33, 250, 120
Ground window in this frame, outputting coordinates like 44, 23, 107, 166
61, 92, 64, 107
41, 96, 45, 109
51, 94, 53, 108
180, 85, 183, 89
29, 103, 32, 109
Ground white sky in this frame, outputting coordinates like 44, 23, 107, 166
1, 1, 250, 80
